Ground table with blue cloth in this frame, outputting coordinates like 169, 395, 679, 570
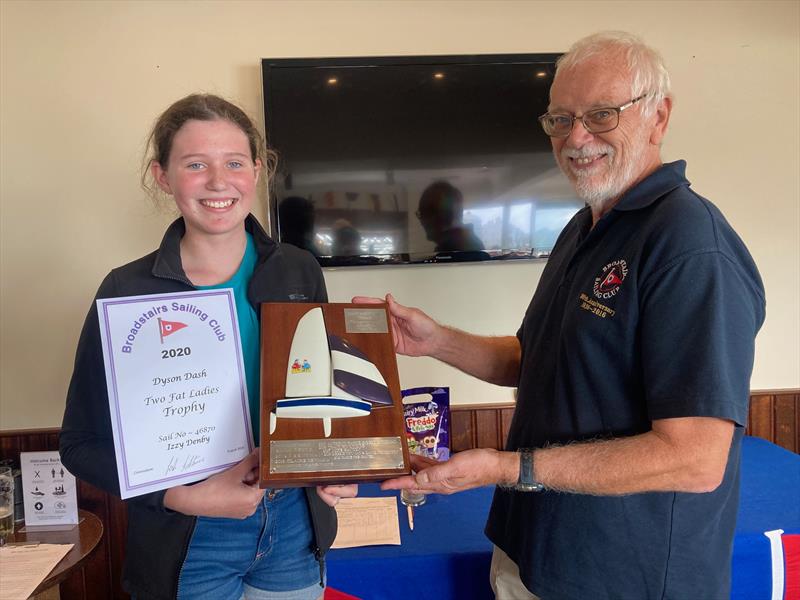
731, 436, 800, 599
326, 436, 800, 600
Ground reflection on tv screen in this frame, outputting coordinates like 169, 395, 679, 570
263, 54, 583, 266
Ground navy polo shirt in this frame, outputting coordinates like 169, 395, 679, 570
485, 161, 765, 599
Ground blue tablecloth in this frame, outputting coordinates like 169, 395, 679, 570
731, 436, 800, 599
327, 484, 495, 599
327, 436, 800, 599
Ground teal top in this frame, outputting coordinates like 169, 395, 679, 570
196, 233, 261, 440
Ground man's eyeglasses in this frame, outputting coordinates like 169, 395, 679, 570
538, 94, 648, 138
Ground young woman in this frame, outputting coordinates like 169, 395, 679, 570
60, 94, 355, 600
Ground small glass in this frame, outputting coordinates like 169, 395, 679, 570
400, 489, 426, 508
400, 488, 426, 531
0, 467, 14, 545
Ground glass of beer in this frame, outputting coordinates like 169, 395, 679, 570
0, 467, 14, 545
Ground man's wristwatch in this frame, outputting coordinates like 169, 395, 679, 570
515, 448, 545, 492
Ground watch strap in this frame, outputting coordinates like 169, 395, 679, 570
516, 448, 544, 492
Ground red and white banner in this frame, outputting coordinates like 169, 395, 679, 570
766, 529, 800, 600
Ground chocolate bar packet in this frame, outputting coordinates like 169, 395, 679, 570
401, 387, 451, 461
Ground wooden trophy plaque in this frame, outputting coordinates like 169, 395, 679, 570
259, 303, 411, 487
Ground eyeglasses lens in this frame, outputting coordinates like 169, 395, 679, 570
583, 109, 619, 134
540, 109, 620, 137
541, 115, 571, 137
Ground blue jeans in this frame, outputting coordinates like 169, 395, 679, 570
177, 488, 323, 600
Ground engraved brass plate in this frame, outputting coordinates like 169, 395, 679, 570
270, 437, 404, 473
344, 308, 388, 334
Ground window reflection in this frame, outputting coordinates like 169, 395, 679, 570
280, 172, 583, 262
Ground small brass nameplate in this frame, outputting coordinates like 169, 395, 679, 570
270, 437, 404, 473
344, 308, 388, 334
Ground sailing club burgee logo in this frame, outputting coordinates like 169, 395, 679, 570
158, 317, 188, 344
593, 259, 628, 299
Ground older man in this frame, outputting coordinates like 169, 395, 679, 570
375, 32, 765, 599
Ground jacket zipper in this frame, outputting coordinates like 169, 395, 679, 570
155, 273, 194, 288
306, 490, 327, 588
315, 547, 325, 588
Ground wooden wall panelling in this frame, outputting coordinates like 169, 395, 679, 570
457, 391, 800, 454
474, 409, 502, 451
451, 403, 514, 452
746, 390, 800, 453
773, 391, 798, 453
500, 407, 515, 450
747, 394, 774, 442
450, 409, 476, 452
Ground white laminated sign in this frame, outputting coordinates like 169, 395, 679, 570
20, 451, 79, 529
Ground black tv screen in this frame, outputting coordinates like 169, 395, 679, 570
262, 54, 582, 266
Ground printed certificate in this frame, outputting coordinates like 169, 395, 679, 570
97, 290, 253, 499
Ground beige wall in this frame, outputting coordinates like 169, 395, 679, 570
1, 0, 798, 429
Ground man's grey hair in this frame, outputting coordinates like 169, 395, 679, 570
556, 31, 672, 117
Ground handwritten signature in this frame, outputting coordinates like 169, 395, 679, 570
165, 455, 206, 476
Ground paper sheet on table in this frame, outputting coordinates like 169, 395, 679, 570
331, 496, 401, 548
0, 543, 73, 600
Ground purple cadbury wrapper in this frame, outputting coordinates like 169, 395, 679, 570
401, 387, 450, 461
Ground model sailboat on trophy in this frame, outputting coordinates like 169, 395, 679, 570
269, 307, 394, 438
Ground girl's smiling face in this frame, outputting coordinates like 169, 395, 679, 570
152, 119, 261, 239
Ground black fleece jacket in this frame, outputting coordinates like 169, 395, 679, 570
60, 215, 336, 600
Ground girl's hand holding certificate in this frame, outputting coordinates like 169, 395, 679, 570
164, 449, 264, 519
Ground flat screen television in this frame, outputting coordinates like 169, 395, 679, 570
261, 53, 583, 267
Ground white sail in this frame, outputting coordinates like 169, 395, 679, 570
284, 307, 331, 398
271, 306, 389, 438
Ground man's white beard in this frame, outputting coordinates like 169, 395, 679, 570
558, 135, 649, 210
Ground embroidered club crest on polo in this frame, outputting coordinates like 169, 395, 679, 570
593, 259, 628, 300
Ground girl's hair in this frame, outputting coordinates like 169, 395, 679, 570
141, 93, 276, 199
556, 31, 672, 118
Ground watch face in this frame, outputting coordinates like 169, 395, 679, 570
516, 482, 544, 492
